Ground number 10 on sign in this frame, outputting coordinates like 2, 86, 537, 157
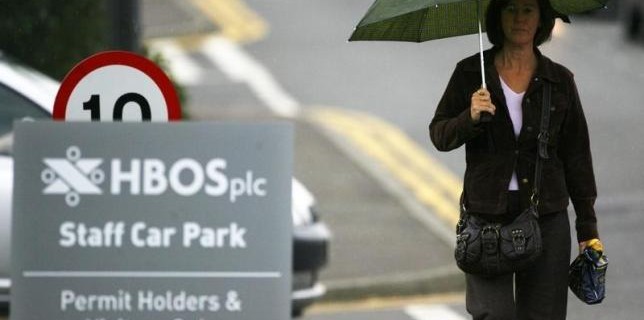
83, 93, 152, 121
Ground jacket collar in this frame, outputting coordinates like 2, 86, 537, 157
462, 46, 561, 84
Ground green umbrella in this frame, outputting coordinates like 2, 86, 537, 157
349, 0, 609, 88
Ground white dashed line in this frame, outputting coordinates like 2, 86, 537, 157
405, 304, 467, 320
147, 39, 204, 86
200, 35, 300, 118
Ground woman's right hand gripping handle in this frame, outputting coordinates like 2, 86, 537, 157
471, 87, 496, 123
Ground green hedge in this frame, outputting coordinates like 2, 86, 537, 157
0, 0, 108, 80
0, 0, 188, 116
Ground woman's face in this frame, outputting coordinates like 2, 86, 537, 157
501, 0, 541, 47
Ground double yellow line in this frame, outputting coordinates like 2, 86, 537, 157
308, 108, 462, 227
185, 1, 462, 227
190, 0, 267, 43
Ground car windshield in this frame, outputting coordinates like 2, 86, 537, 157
0, 84, 49, 138
0, 53, 56, 154
0, 83, 50, 155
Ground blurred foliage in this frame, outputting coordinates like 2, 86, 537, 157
146, 48, 190, 119
0, 0, 188, 117
0, 0, 109, 80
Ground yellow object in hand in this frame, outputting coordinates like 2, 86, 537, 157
587, 239, 604, 252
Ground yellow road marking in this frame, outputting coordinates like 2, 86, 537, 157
342, 109, 461, 202
190, 0, 267, 44
144, 0, 268, 49
150, 1, 462, 227
308, 108, 462, 227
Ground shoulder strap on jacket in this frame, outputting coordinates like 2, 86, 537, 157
531, 81, 552, 209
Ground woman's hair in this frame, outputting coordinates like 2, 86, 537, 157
486, 0, 557, 47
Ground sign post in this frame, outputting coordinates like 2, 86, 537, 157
12, 122, 292, 320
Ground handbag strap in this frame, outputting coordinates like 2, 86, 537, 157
530, 81, 552, 209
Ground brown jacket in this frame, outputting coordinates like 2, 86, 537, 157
429, 47, 598, 242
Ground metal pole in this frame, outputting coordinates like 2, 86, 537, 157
109, 0, 141, 52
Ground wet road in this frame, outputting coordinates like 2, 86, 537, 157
143, 0, 644, 319
242, 1, 644, 318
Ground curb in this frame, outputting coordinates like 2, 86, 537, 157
305, 108, 457, 249
322, 266, 465, 302
305, 110, 465, 301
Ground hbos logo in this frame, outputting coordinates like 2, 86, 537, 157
42, 146, 104, 207
42, 146, 268, 207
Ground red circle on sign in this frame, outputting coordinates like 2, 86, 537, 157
53, 51, 181, 121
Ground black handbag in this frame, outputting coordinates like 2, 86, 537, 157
455, 201, 542, 276
454, 82, 552, 277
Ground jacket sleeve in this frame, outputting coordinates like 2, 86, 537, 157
558, 74, 599, 242
429, 62, 483, 152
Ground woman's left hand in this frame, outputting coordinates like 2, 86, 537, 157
579, 238, 603, 253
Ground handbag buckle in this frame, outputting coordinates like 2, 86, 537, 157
482, 225, 500, 254
511, 229, 526, 254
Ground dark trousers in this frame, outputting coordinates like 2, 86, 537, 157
465, 193, 571, 320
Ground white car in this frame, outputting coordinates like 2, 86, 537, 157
0, 54, 58, 308
0, 52, 329, 317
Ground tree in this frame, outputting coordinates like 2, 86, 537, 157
0, 0, 108, 80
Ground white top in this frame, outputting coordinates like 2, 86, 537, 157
500, 76, 525, 191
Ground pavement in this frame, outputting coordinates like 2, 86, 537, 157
141, 0, 464, 303
293, 117, 464, 302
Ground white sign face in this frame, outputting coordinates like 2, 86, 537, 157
53, 51, 182, 121
65, 65, 168, 121
12, 122, 293, 320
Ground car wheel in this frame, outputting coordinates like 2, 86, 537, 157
626, 7, 642, 41
292, 307, 304, 318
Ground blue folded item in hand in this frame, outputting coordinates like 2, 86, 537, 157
569, 248, 608, 304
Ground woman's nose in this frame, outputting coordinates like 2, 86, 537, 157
514, 12, 526, 22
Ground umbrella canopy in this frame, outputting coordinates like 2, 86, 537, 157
349, 0, 609, 89
350, 0, 489, 42
349, 0, 609, 43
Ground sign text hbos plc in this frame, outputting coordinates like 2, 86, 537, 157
42, 146, 268, 206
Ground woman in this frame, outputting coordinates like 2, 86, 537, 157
429, 0, 602, 319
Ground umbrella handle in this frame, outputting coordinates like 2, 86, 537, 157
478, 15, 492, 121
477, 0, 492, 122
478, 0, 486, 89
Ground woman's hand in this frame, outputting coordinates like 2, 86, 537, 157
579, 238, 603, 254
470, 88, 496, 123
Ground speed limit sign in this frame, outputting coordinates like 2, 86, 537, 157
53, 51, 181, 121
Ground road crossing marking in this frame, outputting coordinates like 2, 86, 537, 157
190, 0, 267, 43
200, 35, 300, 118
147, 39, 203, 85
308, 293, 465, 315
23, 271, 281, 279
405, 304, 467, 320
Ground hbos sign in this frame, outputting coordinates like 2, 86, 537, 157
42, 146, 268, 207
